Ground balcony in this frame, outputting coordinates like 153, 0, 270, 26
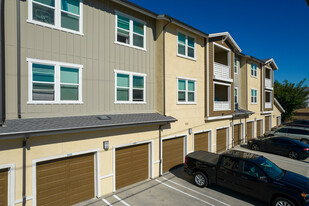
214, 101, 231, 111
214, 62, 231, 81
265, 102, 272, 109
265, 78, 272, 89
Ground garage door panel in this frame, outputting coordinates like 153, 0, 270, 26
116, 143, 149, 190
194, 132, 208, 151
163, 137, 184, 173
265, 117, 270, 132
234, 125, 241, 146
0, 168, 8, 206
247, 122, 253, 140
217, 128, 227, 153
37, 153, 95, 206
257, 120, 262, 137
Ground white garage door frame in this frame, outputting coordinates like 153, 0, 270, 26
0, 163, 15, 206
113, 140, 154, 192
32, 149, 100, 206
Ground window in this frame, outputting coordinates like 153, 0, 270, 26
234, 56, 238, 74
234, 87, 238, 103
115, 70, 146, 103
29, 0, 82, 34
242, 161, 264, 178
251, 63, 257, 77
177, 78, 196, 104
28, 58, 82, 103
116, 12, 146, 50
220, 157, 240, 171
177, 32, 195, 59
251, 89, 257, 104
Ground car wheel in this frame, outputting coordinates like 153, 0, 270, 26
194, 171, 208, 188
272, 197, 295, 206
300, 139, 309, 145
251, 144, 260, 151
288, 151, 299, 159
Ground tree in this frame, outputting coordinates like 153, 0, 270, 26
274, 79, 309, 121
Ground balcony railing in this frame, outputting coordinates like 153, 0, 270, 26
265, 78, 272, 89
265, 102, 272, 109
214, 62, 231, 80
214, 101, 231, 111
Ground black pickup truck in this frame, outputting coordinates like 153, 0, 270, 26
184, 150, 309, 206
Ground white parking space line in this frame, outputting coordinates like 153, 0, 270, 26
155, 179, 215, 206
113, 195, 130, 206
102, 198, 113, 206
161, 177, 231, 206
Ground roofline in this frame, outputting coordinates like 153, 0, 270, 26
209, 32, 242, 53
265, 58, 279, 70
238, 53, 265, 64
274, 98, 286, 113
112, 0, 158, 18
0, 118, 177, 140
157, 15, 209, 38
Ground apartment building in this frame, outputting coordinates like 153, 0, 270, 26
0, 0, 284, 205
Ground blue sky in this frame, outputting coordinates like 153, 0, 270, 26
129, 0, 309, 85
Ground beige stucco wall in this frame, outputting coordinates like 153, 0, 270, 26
0, 125, 160, 205
246, 60, 261, 114
273, 103, 282, 127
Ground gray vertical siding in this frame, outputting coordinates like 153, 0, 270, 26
6, 0, 157, 119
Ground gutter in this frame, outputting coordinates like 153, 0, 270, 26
17, 0, 21, 118
162, 17, 172, 116
0, 0, 5, 126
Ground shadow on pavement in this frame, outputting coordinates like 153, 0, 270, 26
169, 166, 267, 206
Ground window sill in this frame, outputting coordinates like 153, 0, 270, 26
27, 19, 84, 36
177, 102, 197, 105
27, 101, 83, 105
251, 103, 258, 105
114, 101, 147, 104
176, 54, 196, 61
250, 75, 258, 79
114, 41, 146, 51
213, 109, 231, 111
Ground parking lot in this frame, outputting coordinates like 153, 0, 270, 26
77, 146, 309, 206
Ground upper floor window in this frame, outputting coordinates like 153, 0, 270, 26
251, 63, 257, 77
177, 78, 196, 104
234, 87, 238, 103
251, 89, 257, 104
29, 0, 83, 34
234, 56, 238, 74
115, 12, 146, 50
115, 70, 146, 104
27, 58, 83, 104
177, 32, 195, 59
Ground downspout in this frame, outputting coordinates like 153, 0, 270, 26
22, 136, 29, 206
162, 18, 172, 116
0, 0, 5, 126
159, 125, 162, 176
17, 0, 21, 118
246, 60, 248, 110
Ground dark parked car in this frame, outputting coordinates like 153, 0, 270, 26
184, 150, 309, 206
248, 137, 309, 160
283, 120, 309, 128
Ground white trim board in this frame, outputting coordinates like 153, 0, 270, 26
113, 140, 154, 192
0, 163, 15, 206
31, 149, 100, 206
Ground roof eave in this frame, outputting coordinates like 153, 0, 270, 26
209, 32, 242, 53
112, 0, 158, 19
274, 98, 285, 113
265, 58, 279, 70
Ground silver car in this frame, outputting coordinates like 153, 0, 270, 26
265, 126, 309, 145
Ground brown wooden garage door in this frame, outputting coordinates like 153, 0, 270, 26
194, 132, 209, 151
234, 124, 241, 146
247, 122, 253, 141
277, 117, 280, 126
116, 143, 149, 190
163, 137, 184, 173
0, 168, 8, 206
36, 153, 95, 206
217, 128, 227, 153
265, 116, 270, 132
257, 120, 262, 137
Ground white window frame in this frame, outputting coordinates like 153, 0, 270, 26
114, 70, 146, 104
251, 88, 258, 104
27, 58, 83, 104
177, 77, 197, 104
27, 0, 84, 35
234, 56, 238, 74
234, 87, 238, 103
251, 63, 257, 77
114, 11, 146, 51
177, 31, 196, 60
